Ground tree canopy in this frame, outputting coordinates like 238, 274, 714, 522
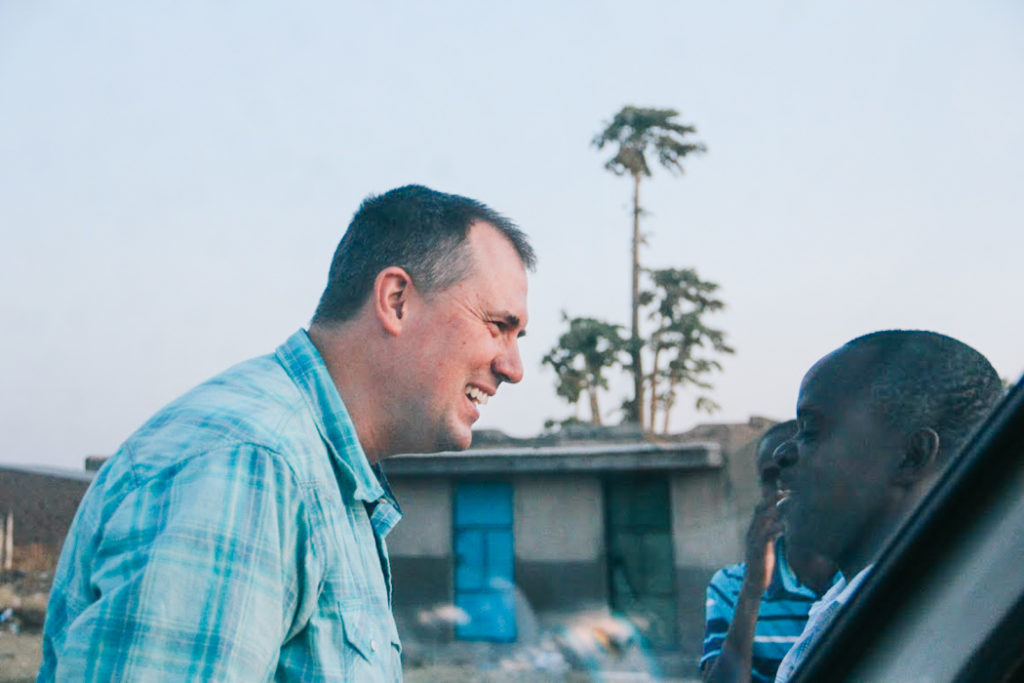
544, 267, 733, 433
641, 267, 735, 432
541, 314, 627, 426
592, 106, 707, 179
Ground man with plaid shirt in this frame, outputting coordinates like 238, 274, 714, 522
40, 185, 535, 681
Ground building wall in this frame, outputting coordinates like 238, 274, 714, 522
671, 468, 735, 661
388, 474, 610, 616
513, 475, 606, 614
724, 434, 765, 547
387, 477, 452, 609
0, 469, 91, 560
385, 458, 737, 660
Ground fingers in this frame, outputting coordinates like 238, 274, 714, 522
749, 501, 782, 538
761, 538, 777, 591
744, 499, 784, 568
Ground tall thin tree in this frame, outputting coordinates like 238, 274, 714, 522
592, 106, 706, 426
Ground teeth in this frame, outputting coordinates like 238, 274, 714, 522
466, 387, 489, 405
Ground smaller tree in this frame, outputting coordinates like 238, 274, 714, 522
542, 314, 627, 425
640, 268, 734, 433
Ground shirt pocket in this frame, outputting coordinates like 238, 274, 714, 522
339, 600, 402, 671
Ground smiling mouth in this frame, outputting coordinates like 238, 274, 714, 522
776, 489, 794, 508
466, 386, 489, 406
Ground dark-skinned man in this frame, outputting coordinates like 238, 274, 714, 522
772, 330, 1002, 682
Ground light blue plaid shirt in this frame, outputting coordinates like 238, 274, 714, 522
39, 330, 404, 681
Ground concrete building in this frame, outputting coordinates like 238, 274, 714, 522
382, 425, 762, 666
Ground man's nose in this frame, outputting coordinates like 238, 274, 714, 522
773, 438, 798, 468
494, 339, 524, 384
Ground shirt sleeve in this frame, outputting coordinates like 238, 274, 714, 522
51, 445, 318, 681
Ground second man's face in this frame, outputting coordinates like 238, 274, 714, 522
775, 347, 905, 564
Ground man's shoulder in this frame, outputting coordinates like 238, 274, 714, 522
119, 353, 321, 481
707, 560, 748, 599
710, 560, 748, 585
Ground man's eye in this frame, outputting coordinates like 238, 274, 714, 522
488, 320, 508, 332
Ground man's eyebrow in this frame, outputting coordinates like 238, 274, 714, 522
490, 312, 527, 337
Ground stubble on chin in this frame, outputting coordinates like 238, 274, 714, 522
432, 418, 474, 453
440, 431, 473, 452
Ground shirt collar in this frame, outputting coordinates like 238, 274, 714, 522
367, 464, 403, 538
275, 329, 386, 504
833, 564, 872, 606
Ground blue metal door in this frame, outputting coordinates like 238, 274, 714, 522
453, 481, 516, 641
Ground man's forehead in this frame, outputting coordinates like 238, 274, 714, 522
798, 346, 878, 412
467, 220, 528, 267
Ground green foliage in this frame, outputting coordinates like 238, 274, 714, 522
542, 416, 590, 433
642, 267, 734, 431
542, 314, 627, 425
592, 105, 707, 178
543, 269, 734, 433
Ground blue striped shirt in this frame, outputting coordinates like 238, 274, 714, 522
40, 330, 404, 681
700, 540, 838, 683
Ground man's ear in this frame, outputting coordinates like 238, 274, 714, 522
374, 267, 413, 336
896, 427, 941, 484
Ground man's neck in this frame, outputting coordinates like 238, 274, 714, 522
787, 543, 839, 595
836, 518, 901, 582
307, 322, 387, 463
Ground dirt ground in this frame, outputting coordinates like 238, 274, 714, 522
0, 632, 39, 683
0, 634, 693, 682
0, 568, 48, 683
1, 567, 693, 682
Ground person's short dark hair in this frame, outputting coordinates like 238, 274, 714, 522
759, 419, 798, 451
312, 184, 536, 324
844, 330, 1003, 463
756, 419, 797, 483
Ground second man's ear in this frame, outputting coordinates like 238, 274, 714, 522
897, 427, 941, 484
374, 266, 413, 335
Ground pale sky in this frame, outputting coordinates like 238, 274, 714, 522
2, 0, 1022, 469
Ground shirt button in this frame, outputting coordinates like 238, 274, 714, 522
370, 639, 377, 652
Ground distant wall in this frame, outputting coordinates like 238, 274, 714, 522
514, 475, 606, 613
387, 477, 452, 609
514, 475, 602, 562
671, 468, 734, 661
0, 469, 91, 557
668, 420, 775, 662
